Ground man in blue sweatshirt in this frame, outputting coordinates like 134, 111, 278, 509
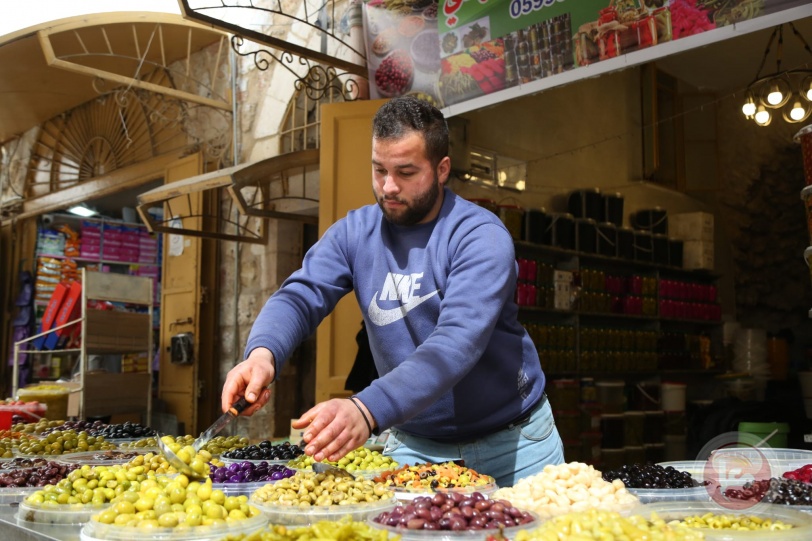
221, 96, 563, 487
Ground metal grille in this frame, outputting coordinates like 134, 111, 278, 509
279, 84, 344, 154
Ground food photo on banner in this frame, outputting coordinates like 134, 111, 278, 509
363, 0, 809, 108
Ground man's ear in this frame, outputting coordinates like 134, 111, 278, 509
437, 156, 451, 185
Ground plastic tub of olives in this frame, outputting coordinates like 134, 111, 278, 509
0, 486, 39, 505
292, 465, 396, 481
251, 497, 397, 526
367, 493, 538, 541
627, 485, 712, 504
220, 456, 289, 467
57, 449, 152, 466
636, 501, 812, 540
79, 510, 267, 541
17, 500, 113, 525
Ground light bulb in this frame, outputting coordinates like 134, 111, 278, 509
742, 99, 756, 117
807, 86, 812, 101
790, 102, 805, 121
767, 87, 783, 105
755, 106, 771, 125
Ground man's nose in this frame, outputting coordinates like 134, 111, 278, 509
382, 174, 400, 194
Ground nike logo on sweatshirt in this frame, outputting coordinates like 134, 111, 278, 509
368, 272, 439, 326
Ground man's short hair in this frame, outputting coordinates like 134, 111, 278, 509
372, 96, 449, 167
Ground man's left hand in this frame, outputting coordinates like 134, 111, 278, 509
291, 398, 375, 462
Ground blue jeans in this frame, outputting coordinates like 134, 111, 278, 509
382, 396, 564, 488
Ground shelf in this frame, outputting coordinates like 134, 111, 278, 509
514, 241, 721, 279
546, 368, 725, 378
519, 307, 722, 326
37, 253, 157, 266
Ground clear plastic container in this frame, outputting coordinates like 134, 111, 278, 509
219, 457, 289, 467
57, 450, 148, 466
293, 466, 395, 480
80, 511, 267, 541
212, 480, 274, 498
367, 511, 538, 541
627, 485, 711, 504
0, 486, 38, 505
17, 500, 112, 525
636, 501, 812, 540
390, 483, 498, 502
250, 496, 397, 526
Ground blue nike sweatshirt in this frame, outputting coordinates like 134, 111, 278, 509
245, 188, 546, 441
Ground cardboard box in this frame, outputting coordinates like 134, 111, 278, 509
683, 240, 714, 270
669, 212, 714, 241
554, 291, 573, 310
554, 270, 573, 284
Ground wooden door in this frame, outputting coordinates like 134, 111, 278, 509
158, 153, 203, 434
316, 99, 386, 402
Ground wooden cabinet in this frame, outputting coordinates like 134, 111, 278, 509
13, 269, 153, 422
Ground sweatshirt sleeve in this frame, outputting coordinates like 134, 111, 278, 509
356, 222, 516, 431
244, 221, 354, 371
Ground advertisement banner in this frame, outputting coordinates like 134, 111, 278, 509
363, 0, 810, 108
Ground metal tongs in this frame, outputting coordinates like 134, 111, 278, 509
156, 397, 252, 480
312, 462, 354, 478
156, 433, 208, 480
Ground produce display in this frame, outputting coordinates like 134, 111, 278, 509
674, 512, 793, 530
514, 509, 702, 541
0, 460, 77, 487
288, 447, 398, 473
724, 477, 812, 506
210, 461, 295, 484
602, 463, 703, 489
17, 429, 116, 455
371, 491, 535, 531
492, 462, 639, 519
222, 440, 303, 462
90, 476, 262, 528
251, 470, 393, 506
375, 461, 493, 490
222, 517, 397, 541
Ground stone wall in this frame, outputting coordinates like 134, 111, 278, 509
715, 94, 812, 366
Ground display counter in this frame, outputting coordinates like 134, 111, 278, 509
0, 504, 78, 541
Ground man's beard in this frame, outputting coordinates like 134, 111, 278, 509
376, 177, 440, 226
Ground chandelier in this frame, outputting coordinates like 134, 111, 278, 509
741, 23, 812, 126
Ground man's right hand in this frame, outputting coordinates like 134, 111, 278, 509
221, 347, 275, 416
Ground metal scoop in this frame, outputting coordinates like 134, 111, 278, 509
312, 462, 354, 478
156, 434, 208, 480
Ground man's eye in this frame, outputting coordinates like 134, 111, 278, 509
375, 168, 386, 175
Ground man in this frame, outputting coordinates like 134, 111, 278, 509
221, 96, 563, 487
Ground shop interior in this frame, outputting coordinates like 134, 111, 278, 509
10, 15, 812, 467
